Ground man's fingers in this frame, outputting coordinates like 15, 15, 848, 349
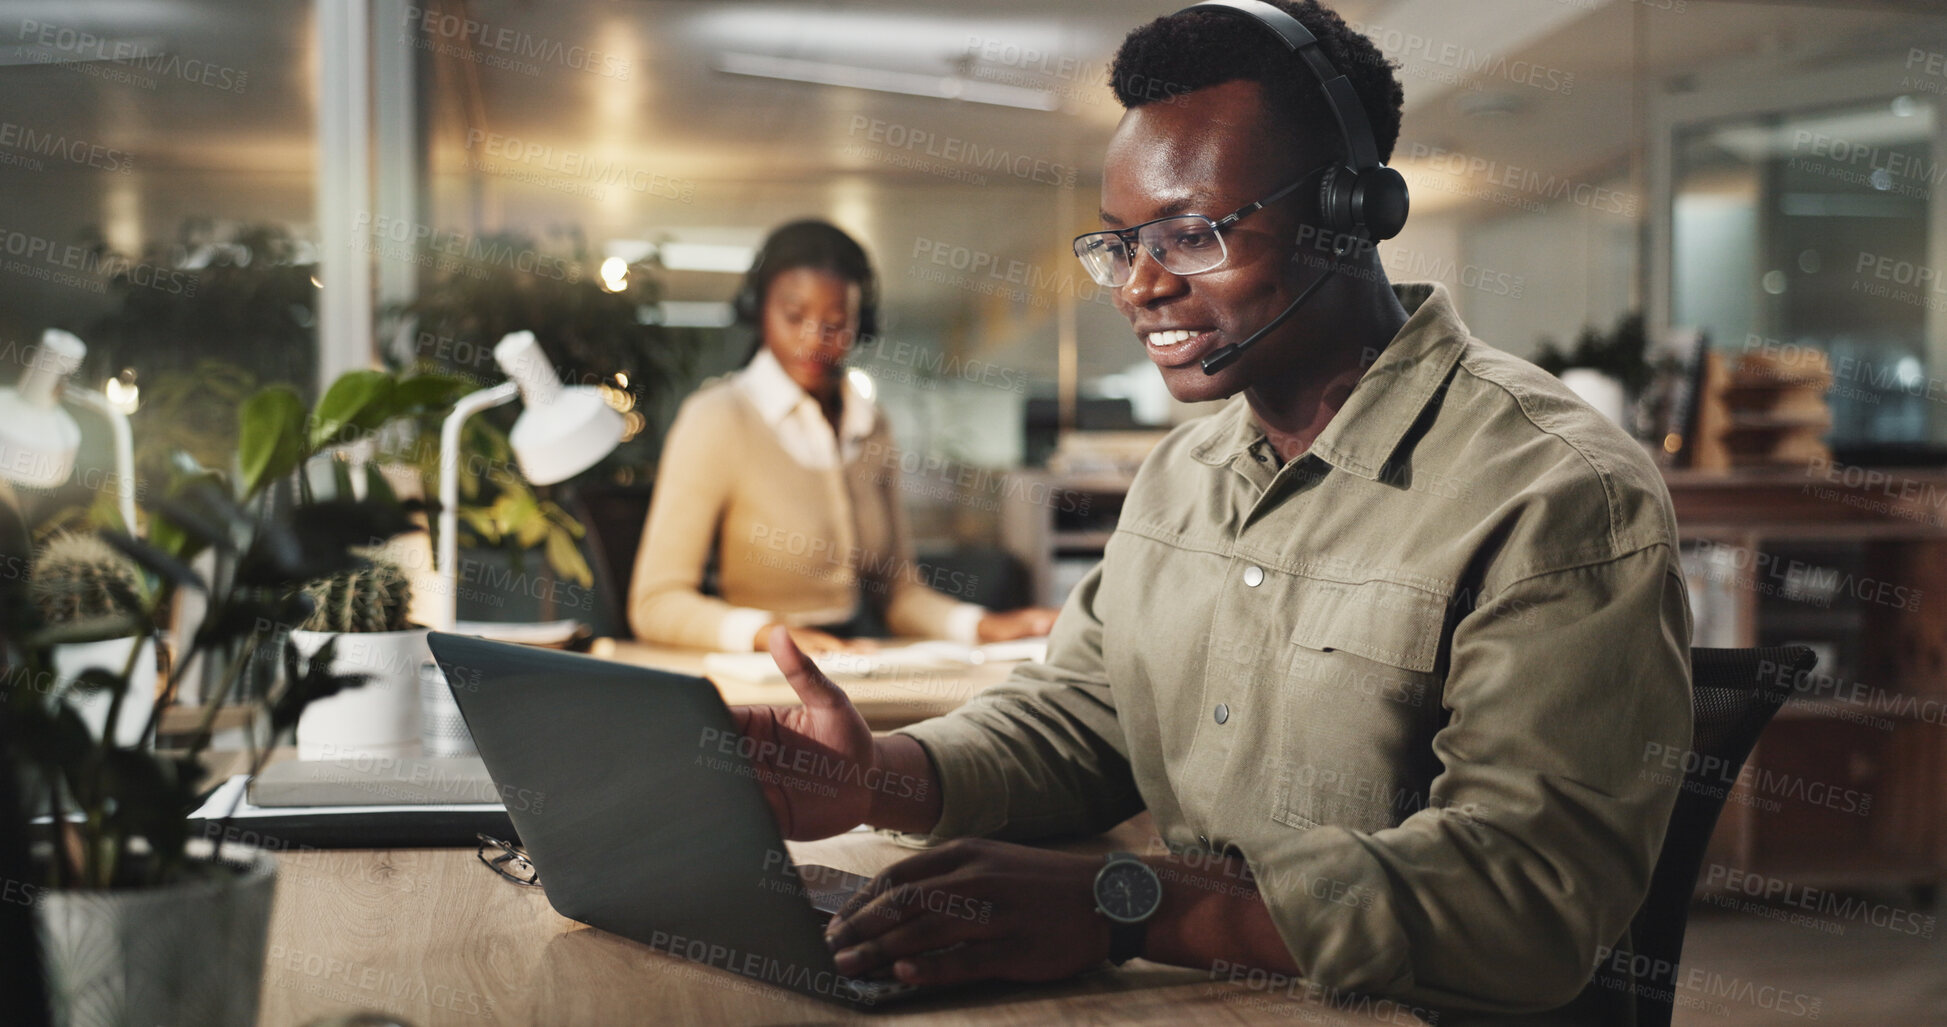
891, 939, 1014, 987
832, 913, 987, 979
828, 880, 928, 948
827, 849, 979, 946
768, 626, 853, 714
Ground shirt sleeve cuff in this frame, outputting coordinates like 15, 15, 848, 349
717, 607, 777, 652
942, 603, 986, 645
891, 710, 1014, 840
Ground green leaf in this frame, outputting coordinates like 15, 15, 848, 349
307, 370, 395, 452
540, 500, 586, 539
544, 529, 593, 588
83, 487, 129, 535
267, 635, 372, 737
238, 385, 306, 498
66, 668, 131, 698
99, 529, 207, 593
152, 491, 235, 556
458, 506, 500, 543
101, 750, 200, 868
329, 458, 356, 503
233, 499, 417, 587
15, 701, 94, 780
390, 373, 472, 413
363, 463, 399, 508
26, 613, 146, 648
514, 512, 549, 549
149, 468, 231, 562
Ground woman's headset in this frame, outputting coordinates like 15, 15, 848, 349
732, 220, 881, 342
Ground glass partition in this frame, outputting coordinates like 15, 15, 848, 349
1673, 97, 1938, 445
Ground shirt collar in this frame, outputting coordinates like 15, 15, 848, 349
738, 346, 877, 443
1188, 282, 1468, 480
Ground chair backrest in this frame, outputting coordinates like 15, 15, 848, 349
560, 481, 656, 639
1608, 644, 1815, 1026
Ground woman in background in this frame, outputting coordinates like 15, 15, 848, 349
629, 220, 1057, 653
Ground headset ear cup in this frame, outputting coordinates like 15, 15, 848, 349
1353, 166, 1410, 241
1315, 164, 1355, 236
734, 240, 768, 325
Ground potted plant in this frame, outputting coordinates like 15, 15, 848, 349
31, 532, 156, 749
2, 360, 454, 1026
288, 555, 425, 760
4, 473, 414, 1027
1533, 312, 1653, 433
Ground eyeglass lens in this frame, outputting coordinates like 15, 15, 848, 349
1074, 216, 1229, 287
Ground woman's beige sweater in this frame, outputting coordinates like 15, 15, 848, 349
628, 372, 978, 650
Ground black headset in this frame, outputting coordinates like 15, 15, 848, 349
1177, 0, 1409, 245
732, 221, 881, 341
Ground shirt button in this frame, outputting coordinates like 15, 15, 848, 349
1243, 565, 1264, 587
1214, 703, 1229, 725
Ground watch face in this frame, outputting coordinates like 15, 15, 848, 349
1096, 861, 1162, 923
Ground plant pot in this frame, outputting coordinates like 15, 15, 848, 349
48, 637, 158, 749
291, 627, 430, 761
34, 848, 277, 1027
1559, 367, 1629, 427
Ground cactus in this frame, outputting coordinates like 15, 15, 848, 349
295, 557, 413, 633
31, 533, 146, 625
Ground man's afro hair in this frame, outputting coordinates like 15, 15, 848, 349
1109, 1, 1405, 166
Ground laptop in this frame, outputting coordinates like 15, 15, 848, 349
424, 632, 922, 1008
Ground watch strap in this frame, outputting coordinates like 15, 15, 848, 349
1107, 919, 1147, 966
1099, 852, 1155, 967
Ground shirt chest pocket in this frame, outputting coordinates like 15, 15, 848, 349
1287, 578, 1444, 673
1272, 578, 1448, 832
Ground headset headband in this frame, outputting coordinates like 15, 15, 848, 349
1175, 0, 1383, 172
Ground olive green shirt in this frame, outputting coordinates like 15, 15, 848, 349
896, 283, 1693, 1021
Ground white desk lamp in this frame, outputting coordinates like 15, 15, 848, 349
430, 331, 625, 630
0, 329, 138, 531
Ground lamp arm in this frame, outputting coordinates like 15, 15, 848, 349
63, 390, 137, 533
433, 382, 520, 631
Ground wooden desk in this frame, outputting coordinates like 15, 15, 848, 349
257, 813, 1424, 1026
588, 638, 1023, 730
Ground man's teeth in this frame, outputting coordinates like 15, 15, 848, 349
1147, 330, 1197, 348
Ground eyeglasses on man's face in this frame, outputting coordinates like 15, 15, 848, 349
1071, 174, 1312, 288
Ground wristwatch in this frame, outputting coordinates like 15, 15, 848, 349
1092, 851, 1163, 966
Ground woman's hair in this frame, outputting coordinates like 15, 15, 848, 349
735, 219, 880, 365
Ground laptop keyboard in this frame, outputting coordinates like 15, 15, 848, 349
798, 863, 872, 914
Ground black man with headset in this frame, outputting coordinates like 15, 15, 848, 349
732, 3, 1691, 1021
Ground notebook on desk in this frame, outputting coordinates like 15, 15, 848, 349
186, 766, 515, 849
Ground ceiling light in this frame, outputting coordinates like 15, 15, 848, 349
714, 51, 1059, 112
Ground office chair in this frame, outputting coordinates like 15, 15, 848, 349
1600, 644, 1815, 1027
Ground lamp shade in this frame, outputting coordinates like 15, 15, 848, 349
0, 329, 85, 488
493, 331, 625, 485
